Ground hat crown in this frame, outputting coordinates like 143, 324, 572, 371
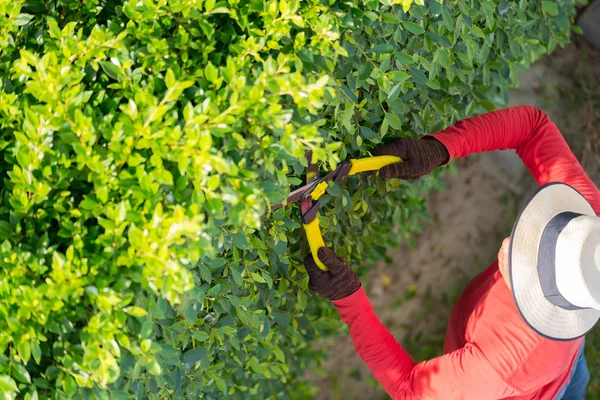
590, 243, 600, 279
555, 215, 600, 310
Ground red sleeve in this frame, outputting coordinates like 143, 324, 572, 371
430, 106, 600, 214
333, 288, 514, 399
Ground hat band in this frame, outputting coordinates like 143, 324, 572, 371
538, 211, 586, 311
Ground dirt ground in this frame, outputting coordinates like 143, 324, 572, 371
311, 37, 600, 400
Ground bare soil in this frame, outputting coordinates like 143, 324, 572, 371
310, 37, 600, 400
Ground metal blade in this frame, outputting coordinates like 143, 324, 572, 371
271, 183, 314, 210
271, 150, 320, 210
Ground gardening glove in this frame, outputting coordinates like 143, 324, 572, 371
372, 136, 449, 180
303, 247, 361, 301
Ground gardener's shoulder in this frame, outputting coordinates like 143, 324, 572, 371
469, 278, 582, 390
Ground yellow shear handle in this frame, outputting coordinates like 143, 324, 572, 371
302, 156, 402, 272
348, 155, 402, 175
303, 217, 328, 271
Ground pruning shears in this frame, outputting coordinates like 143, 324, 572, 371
272, 154, 402, 271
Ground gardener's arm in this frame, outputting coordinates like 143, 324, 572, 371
374, 106, 600, 213
431, 106, 600, 211
304, 249, 513, 399
333, 288, 514, 399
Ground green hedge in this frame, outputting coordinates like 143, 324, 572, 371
0, 0, 582, 398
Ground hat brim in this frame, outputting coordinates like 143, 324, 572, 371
509, 182, 600, 341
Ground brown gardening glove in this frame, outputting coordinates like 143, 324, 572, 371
303, 247, 361, 301
372, 137, 449, 180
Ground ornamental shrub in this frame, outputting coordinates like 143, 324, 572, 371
0, 0, 583, 398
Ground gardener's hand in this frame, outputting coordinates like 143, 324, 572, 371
304, 247, 361, 301
372, 137, 449, 180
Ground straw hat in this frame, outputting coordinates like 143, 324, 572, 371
509, 182, 600, 341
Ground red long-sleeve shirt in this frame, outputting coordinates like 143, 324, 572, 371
333, 106, 600, 399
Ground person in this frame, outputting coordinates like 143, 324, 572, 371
304, 106, 599, 399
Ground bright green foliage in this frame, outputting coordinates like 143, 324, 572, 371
0, 0, 582, 398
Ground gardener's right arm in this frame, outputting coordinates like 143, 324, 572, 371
304, 248, 539, 399
375, 105, 600, 213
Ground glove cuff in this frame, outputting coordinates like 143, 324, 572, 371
422, 136, 450, 167
327, 280, 362, 301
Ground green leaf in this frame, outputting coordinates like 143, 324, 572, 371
204, 0, 216, 11
382, 12, 401, 24
410, 67, 427, 88
199, 264, 212, 283
380, 115, 389, 136
141, 339, 152, 353
369, 44, 396, 53
12, 363, 31, 384
437, 49, 451, 69
232, 232, 249, 249
25, 390, 38, 400
205, 62, 218, 82
402, 21, 425, 35
257, 249, 269, 265
358, 63, 373, 80
62, 375, 76, 396
192, 331, 209, 341
471, 25, 484, 38
0, 375, 18, 392
249, 358, 263, 374
395, 52, 414, 65
80, 196, 99, 211
296, 290, 307, 310
291, 15, 304, 27
428, 0, 443, 16
231, 268, 243, 286
273, 347, 285, 363
389, 71, 410, 82
18, 341, 31, 364
360, 126, 377, 142
478, 100, 496, 111
542, 1, 559, 16
13, 14, 34, 26
0, 221, 13, 239
31, 342, 41, 365
147, 358, 162, 376
273, 311, 290, 327
124, 306, 148, 317
206, 7, 230, 14
183, 347, 207, 364
340, 85, 358, 101
263, 273, 273, 289
215, 376, 227, 393
100, 61, 121, 80
387, 113, 403, 130
250, 272, 266, 283
279, 0, 290, 15
426, 78, 441, 90
218, 326, 236, 334
387, 84, 401, 101
442, 7, 453, 30
165, 69, 176, 88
